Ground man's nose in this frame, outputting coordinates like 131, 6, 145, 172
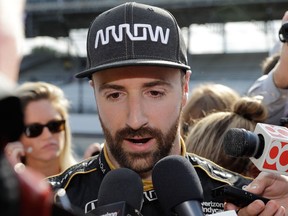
125, 95, 148, 130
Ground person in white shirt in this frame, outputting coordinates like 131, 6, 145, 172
248, 11, 288, 126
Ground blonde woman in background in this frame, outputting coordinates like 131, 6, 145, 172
5, 82, 77, 177
181, 83, 240, 139
186, 96, 268, 178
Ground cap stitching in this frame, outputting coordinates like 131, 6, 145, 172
131, 2, 135, 58
124, 3, 128, 60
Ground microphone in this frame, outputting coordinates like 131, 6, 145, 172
0, 95, 23, 150
90, 168, 143, 216
223, 123, 288, 176
152, 155, 204, 216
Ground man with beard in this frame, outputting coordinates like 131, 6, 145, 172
47, 2, 285, 216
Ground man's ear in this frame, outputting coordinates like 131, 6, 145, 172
89, 79, 94, 87
182, 70, 191, 106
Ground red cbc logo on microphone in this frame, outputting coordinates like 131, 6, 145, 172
263, 125, 288, 173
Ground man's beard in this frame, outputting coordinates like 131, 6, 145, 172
100, 116, 180, 175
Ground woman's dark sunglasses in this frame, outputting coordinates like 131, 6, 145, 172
24, 119, 66, 138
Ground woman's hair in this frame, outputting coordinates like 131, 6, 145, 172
181, 83, 240, 139
261, 53, 280, 75
16, 81, 77, 171
185, 96, 268, 177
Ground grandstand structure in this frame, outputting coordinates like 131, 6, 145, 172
20, 0, 288, 155
25, 0, 288, 37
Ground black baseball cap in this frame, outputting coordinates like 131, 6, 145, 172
75, 2, 190, 78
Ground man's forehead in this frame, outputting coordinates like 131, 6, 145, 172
91, 66, 182, 84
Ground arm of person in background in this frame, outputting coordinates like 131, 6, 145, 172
225, 172, 288, 216
247, 11, 288, 126
0, 0, 25, 84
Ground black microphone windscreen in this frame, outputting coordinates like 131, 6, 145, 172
152, 155, 203, 212
0, 96, 23, 148
223, 128, 261, 158
97, 168, 143, 211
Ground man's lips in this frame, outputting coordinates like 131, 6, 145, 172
125, 137, 152, 144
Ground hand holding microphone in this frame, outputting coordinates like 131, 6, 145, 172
221, 123, 288, 215
224, 172, 287, 216
223, 123, 288, 176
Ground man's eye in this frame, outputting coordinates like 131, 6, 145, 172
149, 91, 165, 97
107, 92, 121, 99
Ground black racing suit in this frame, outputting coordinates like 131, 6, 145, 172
47, 142, 252, 215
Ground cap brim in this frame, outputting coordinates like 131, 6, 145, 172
75, 59, 190, 78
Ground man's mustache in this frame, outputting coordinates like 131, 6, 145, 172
116, 127, 161, 139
